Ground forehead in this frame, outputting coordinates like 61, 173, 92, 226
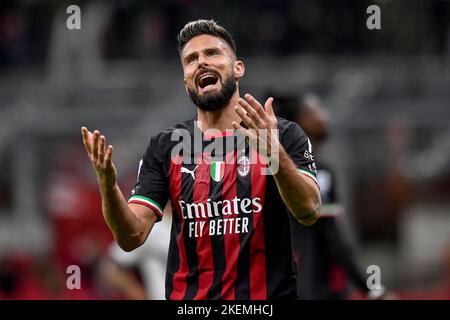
181, 34, 233, 57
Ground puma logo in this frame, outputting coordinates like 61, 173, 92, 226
181, 165, 198, 180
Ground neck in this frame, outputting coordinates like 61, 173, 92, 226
196, 90, 241, 132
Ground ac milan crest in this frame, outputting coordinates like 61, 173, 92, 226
237, 156, 250, 177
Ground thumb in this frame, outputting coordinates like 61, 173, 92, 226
265, 97, 275, 116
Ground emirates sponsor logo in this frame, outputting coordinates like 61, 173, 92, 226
178, 197, 262, 220
179, 197, 263, 238
188, 217, 250, 238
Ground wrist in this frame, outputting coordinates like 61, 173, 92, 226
99, 180, 117, 194
268, 143, 286, 176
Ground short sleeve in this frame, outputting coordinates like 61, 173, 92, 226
128, 135, 168, 221
281, 122, 319, 188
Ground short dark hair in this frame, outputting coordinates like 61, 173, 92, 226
177, 19, 236, 56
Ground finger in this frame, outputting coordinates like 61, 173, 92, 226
81, 127, 93, 155
232, 121, 248, 137
234, 105, 255, 129
232, 121, 256, 141
104, 145, 113, 167
240, 97, 265, 127
92, 130, 100, 161
98, 135, 106, 163
264, 97, 275, 117
244, 94, 266, 118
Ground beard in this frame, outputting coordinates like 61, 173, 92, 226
188, 75, 237, 112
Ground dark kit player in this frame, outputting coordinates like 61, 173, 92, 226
81, 20, 321, 300
274, 93, 392, 300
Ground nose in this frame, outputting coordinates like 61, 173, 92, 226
197, 54, 209, 67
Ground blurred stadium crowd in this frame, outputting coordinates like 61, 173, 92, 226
0, 0, 449, 299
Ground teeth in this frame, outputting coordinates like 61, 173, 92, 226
198, 72, 218, 88
200, 73, 216, 80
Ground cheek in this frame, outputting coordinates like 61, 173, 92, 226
183, 65, 195, 79
184, 71, 195, 86
220, 63, 235, 80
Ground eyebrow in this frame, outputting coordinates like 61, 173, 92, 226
182, 46, 226, 64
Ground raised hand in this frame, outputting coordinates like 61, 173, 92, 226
232, 94, 279, 164
81, 127, 117, 190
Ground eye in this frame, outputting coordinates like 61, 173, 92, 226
185, 55, 197, 64
206, 49, 219, 56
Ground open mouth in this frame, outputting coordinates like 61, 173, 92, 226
197, 72, 220, 91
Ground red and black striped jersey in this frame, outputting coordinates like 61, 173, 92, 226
128, 117, 318, 300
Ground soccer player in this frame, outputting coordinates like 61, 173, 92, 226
273, 93, 390, 300
81, 19, 321, 300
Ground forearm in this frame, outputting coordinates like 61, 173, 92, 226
81, 127, 153, 251
272, 146, 321, 226
100, 183, 150, 251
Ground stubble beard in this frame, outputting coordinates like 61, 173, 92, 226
188, 74, 237, 112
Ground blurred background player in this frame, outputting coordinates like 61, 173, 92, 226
98, 204, 171, 300
273, 92, 390, 299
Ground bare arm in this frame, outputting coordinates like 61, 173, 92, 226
81, 127, 157, 251
233, 94, 321, 226
272, 146, 321, 226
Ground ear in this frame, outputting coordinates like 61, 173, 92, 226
234, 60, 245, 80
